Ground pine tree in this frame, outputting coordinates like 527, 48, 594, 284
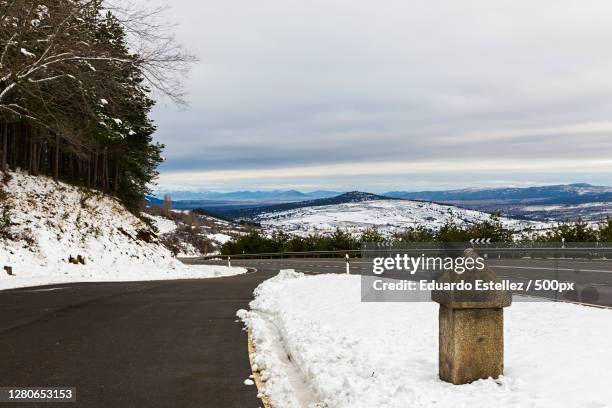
0, 1, 191, 213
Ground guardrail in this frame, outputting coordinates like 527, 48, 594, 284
185, 244, 612, 262
184, 250, 362, 261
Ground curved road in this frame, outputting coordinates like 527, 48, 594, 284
0, 270, 275, 408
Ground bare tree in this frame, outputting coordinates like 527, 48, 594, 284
98, 0, 197, 104
162, 194, 171, 218
1, 0, 196, 122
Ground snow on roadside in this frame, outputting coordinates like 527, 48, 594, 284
0, 264, 247, 291
187, 264, 247, 278
238, 272, 612, 408
0, 171, 245, 291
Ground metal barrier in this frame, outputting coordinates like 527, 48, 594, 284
182, 250, 362, 261
183, 243, 612, 262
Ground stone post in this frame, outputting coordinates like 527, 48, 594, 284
432, 248, 511, 385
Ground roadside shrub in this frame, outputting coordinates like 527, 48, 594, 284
435, 219, 471, 242
160, 230, 214, 256
597, 218, 612, 242
0, 182, 12, 237
465, 213, 513, 242
535, 218, 598, 242
0, 205, 11, 236
360, 227, 385, 244
393, 225, 435, 242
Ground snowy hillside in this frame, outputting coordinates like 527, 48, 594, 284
255, 199, 545, 236
142, 210, 248, 257
0, 171, 245, 290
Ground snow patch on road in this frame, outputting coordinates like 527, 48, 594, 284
239, 271, 612, 408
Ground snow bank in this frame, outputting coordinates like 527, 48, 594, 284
239, 272, 612, 408
0, 171, 245, 290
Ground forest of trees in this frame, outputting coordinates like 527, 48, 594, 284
0, 1, 193, 211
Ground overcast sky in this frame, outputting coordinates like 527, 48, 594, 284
147, 0, 612, 192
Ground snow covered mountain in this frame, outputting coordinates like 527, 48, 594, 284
255, 198, 545, 236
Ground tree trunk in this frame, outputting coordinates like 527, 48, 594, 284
10, 124, 16, 169
32, 128, 38, 176
93, 146, 98, 187
32, 140, 37, 176
1, 123, 7, 171
87, 154, 91, 187
102, 147, 108, 190
54, 134, 59, 181
114, 158, 119, 193
28, 127, 33, 175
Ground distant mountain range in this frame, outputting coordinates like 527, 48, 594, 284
153, 189, 340, 202
384, 183, 612, 205
147, 189, 341, 214
147, 183, 612, 222
384, 183, 612, 221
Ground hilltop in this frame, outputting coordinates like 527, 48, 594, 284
223, 191, 393, 219
254, 197, 544, 237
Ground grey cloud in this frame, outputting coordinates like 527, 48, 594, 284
147, 0, 612, 190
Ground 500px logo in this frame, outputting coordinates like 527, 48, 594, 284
372, 254, 486, 275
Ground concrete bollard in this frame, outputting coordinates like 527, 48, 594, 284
345, 254, 350, 274
432, 248, 511, 385
228, 256, 231, 268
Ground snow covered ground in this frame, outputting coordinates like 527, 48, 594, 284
0, 171, 245, 291
256, 200, 547, 237
143, 213, 179, 235
206, 232, 233, 244
239, 271, 612, 408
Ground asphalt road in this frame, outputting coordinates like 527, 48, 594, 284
0, 270, 275, 408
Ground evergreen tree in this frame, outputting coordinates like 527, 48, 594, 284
597, 218, 612, 242
0, 1, 192, 213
